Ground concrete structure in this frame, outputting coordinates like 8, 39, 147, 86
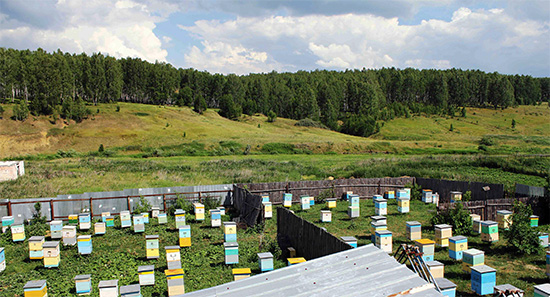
0, 161, 24, 182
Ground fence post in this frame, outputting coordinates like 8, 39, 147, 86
198, 192, 202, 203
484, 200, 488, 221
127, 196, 132, 212
50, 199, 55, 221
163, 194, 167, 211
89, 197, 94, 218
7, 199, 12, 216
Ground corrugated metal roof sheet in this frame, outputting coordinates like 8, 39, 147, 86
184, 244, 443, 297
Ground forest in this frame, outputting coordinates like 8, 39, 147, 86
1, 47, 549, 137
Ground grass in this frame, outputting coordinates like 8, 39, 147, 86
1, 199, 546, 296
0, 103, 549, 159
289, 198, 548, 296
0, 212, 284, 296
1, 154, 547, 200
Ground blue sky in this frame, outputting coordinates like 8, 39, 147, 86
1, 0, 549, 76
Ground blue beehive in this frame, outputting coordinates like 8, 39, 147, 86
539, 233, 549, 247
0, 247, 5, 273
349, 194, 360, 207
375, 198, 387, 216
133, 215, 145, 233
77, 235, 92, 255
78, 213, 91, 230
261, 194, 270, 203
141, 212, 149, 224
436, 278, 457, 297
309, 196, 315, 206
383, 191, 395, 199
283, 193, 293, 208
471, 265, 496, 295
1, 216, 14, 233
74, 274, 92, 295
175, 209, 186, 228
224, 222, 237, 242
372, 195, 383, 201
179, 225, 191, 247
300, 196, 310, 210
120, 211, 132, 228
258, 252, 274, 272
49, 220, 63, 239
396, 189, 410, 199
341, 236, 357, 248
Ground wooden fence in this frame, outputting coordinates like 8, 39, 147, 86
238, 177, 415, 204
438, 197, 542, 221
277, 207, 352, 260
416, 177, 504, 203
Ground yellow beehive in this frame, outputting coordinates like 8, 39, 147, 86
193, 203, 205, 221
232, 268, 251, 281
165, 269, 185, 296
287, 257, 306, 266
426, 261, 444, 278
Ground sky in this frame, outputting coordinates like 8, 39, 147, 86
0, 0, 549, 76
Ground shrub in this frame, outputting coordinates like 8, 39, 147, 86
294, 118, 328, 129
267, 110, 277, 122
12, 100, 29, 121
116, 105, 120, 112
98, 144, 105, 153
431, 202, 471, 236
261, 142, 296, 154
406, 183, 422, 201
479, 136, 496, 146
132, 196, 152, 214
463, 191, 472, 202
505, 201, 541, 254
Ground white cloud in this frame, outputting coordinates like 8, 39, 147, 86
0, 0, 167, 62
179, 7, 549, 76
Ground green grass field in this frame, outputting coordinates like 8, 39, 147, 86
1, 199, 547, 296
1, 103, 549, 158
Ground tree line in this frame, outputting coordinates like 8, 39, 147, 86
1, 47, 548, 136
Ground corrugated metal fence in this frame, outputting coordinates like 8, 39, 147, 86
238, 177, 415, 204
516, 183, 547, 198
277, 207, 352, 260
0, 184, 233, 222
416, 177, 504, 203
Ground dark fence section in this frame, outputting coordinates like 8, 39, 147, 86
516, 184, 546, 198
232, 186, 263, 227
438, 197, 542, 221
416, 177, 504, 203
277, 207, 351, 260
238, 177, 414, 204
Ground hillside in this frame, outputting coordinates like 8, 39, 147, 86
0, 102, 549, 159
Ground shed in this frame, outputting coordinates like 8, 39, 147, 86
182, 244, 443, 297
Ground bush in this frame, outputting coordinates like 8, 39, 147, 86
431, 202, 471, 236
267, 110, 277, 122
406, 183, 422, 201
12, 100, 29, 121
294, 118, 328, 129
132, 196, 152, 214
261, 142, 296, 154
505, 201, 541, 254
479, 136, 496, 146
463, 191, 472, 202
